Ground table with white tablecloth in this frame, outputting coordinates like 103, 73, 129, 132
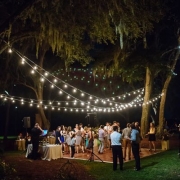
25, 144, 63, 161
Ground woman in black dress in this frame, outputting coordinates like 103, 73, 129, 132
147, 122, 156, 152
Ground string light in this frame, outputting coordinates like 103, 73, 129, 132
8, 48, 12, 53
2, 92, 161, 112
44, 72, 48, 76
2, 42, 163, 113
15, 51, 144, 106
21, 58, 25, 64
31, 70, 35, 74
40, 78, 45, 82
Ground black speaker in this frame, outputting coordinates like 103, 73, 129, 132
23, 117, 31, 128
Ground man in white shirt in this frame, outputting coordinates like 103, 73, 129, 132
110, 126, 123, 171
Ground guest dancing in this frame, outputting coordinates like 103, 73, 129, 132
122, 123, 131, 161
55, 126, 61, 144
147, 122, 156, 152
98, 125, 105, 154
70, 133, 76, 158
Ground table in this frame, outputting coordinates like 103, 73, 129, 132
161, 140, 170, 150
48, 136, 56, 144
16, 139, 26, 151
26, 144, 63, 161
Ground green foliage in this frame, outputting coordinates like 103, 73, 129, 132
0, 0, 166, 67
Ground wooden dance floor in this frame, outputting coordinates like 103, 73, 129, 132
63, 147, 161, 163
63, 137, 179, 163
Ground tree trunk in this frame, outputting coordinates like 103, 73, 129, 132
2, 101, 11, 152
35, 44, 50, 130
141, 67, 153, 137
158, 76, 171, 136
38, 105, 50, 130
158, 32, 180, 136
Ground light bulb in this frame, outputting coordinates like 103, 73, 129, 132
41, 78, 44, 82
31, 70, 35, 74
21, 58, 25, 64
44, 72, 48, 76
8, 48, 12, 53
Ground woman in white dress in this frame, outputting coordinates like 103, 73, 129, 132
75, 126, 82, 153
66, 126, 73, 155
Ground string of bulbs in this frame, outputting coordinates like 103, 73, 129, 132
0, 42, 163, 112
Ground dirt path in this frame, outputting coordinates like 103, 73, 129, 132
1, 152, 95, 180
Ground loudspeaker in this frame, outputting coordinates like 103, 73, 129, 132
23, 117, 31, 128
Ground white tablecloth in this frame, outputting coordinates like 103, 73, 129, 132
25, 144, 63, 161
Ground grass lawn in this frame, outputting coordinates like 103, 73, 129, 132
78, 149, 180, 180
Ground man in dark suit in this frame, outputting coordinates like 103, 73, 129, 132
130, 123, 141, 171
31, 123, 43, 160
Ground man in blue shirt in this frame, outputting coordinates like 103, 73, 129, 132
130, 123, 141, 171
110, 126, 123, 171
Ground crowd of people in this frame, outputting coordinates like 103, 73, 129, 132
19, 121, 161, 170
49, 120, 158, 171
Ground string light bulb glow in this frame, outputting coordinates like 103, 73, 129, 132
21, 58, 25, 64
44, 72, 48, 76
0, 43, 163, 114
8, 48, 12, 53
41, 78, 44, 82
